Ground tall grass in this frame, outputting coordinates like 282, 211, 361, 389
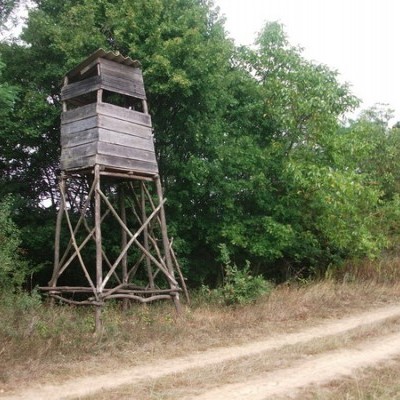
1, 256, 400, 389
328, 255, 400, 283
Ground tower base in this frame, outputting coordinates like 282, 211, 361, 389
40, 166, 188, 331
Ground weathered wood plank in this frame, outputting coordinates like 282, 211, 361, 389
61, 152, 158, 173
61, 142, 97, 159
62, 102, 151, 127
61, 116, 98, 134
97, 129, 154, 151
98, 114, 153, 137
61, 128, 155, 151
62, 62, 145, 100
101, 74, 146, 99
100, 60, 144, 87
99, 58, 142, 79
61, 103, 98, 124
97, 102, 151, 127
61, 128, 99, 148
99, 60, 144, 82
60, 154, 97, 171
61, 75, 101, 101
96, 154, 158, 174
97, 142, 157, 163
61, 142, 158, 173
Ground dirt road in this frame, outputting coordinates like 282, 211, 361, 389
2, 303, 400, 400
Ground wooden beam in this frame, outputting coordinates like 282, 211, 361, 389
57, 174, 97, 270
141, 181, 154, 288
104, 294, 173, 303
99, 190, 166, 291
94, 164, 103, 333
61, 189, 96, 293
50, 173, 66, 287
155, 176, 181, 313
170, 240, 190, 305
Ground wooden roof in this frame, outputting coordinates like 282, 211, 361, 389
66, 48, 141, 80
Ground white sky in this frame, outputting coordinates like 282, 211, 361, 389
215, 0, 400, 123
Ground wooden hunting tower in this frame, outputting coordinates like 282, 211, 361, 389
41, 49, 187, 329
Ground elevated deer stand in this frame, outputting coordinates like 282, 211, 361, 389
41, 49, 188, 332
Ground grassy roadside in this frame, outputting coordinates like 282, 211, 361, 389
1, 276, 400, 394
80, 315, 400, 400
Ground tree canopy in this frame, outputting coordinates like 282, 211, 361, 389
1, 0, 399, 287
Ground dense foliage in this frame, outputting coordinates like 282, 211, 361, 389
0, 195, 29, 289
1, 0, 400, 289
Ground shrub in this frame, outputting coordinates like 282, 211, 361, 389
208, 244, 273, 306
218, 262, 273, 305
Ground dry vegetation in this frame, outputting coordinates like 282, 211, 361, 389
80, 315, 400, 400
287, 357, 400, 400
1, 258, 400, 398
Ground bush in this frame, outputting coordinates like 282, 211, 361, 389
217, 263, 273, 305
202, 244, 273, 306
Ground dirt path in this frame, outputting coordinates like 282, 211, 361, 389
190, 331, 400, 400
2, 303, 400, 400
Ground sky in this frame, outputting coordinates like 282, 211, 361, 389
214, 0, 400, 123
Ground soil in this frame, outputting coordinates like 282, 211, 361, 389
2, 303, 400, 400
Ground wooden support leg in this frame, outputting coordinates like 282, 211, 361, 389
120, 186, 129, 311
46, 166, 186, 318
49, 173, 66, 306
94, 165, 103, 333
50, 172, 66, 288
155, 176, 181, 314
141, 182, 155, 288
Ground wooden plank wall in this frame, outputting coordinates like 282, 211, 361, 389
60, 103, 158, 174
60, 58, 146, 102
61, 76, 102, 102
99, 59, 146, 100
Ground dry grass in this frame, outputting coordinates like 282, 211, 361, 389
332, 255, 400, 284
288, 357, 400, 400
80, 315, 400, 400
1, 277, 400, 393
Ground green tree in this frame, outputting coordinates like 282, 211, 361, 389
1, 4, 399, 287
0, 56, 16, 116
206, 23, 389, 279
0, 0, 236, 283
0, 195, 29, 289
334, 106, 400, 248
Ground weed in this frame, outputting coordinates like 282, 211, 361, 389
203, 244, 274, 305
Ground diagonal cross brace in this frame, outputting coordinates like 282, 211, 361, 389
98, 188, 167, 291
